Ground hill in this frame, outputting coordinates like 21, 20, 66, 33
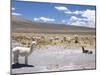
11, 16, 95, 34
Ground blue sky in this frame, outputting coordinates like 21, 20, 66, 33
12, 0, 96, 28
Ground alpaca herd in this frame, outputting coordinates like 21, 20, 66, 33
12, 35, 93, 65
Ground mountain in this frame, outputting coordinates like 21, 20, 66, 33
11, 16, 95, 34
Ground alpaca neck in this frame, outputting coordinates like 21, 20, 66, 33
30, 43, 35, 54
82, 47, 84, 52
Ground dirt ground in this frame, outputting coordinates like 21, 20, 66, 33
11, 33, 96, 74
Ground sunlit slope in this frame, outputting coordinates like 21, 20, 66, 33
12, 16, 95, 34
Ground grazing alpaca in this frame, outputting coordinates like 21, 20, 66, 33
12, 38, 37, 65
49, 37, 54, 42
82, 46, 88, 53
82, 46, 93, 54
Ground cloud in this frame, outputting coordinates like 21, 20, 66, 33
69, 16, 79, 21
67, 16, 85, 26
34, 17, 55, 22
12, 12, 22, 16
70, 21, 86, 26
69, 16, 88, 21
62, 20, 66, 23
63, 9, 94, 18
82, 9, 95, 22
67, 15, 95, 28
55, 6, 73, 14
64, 11, 72, 14
64, 10, 84, 15
62, 8, 95, 28
55, 6, 69, 11
64, 9, 95, 22
82, 9, 95, 27
60, 8, 83, 15
68, 20, 95, 28
12, 7, 22, 16
73, 10, 83, 15
12, 7, 15, 11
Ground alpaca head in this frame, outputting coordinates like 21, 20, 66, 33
82, 46, 84, 50
29, 40, 37, 54
32, 37, 37, 45
32, 36, 36, 41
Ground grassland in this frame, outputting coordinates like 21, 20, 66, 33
11, 32, 95, 49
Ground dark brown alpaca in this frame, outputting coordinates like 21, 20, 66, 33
82, 46, 93, 54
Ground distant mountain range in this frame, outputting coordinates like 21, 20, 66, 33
11, 16, 95, 34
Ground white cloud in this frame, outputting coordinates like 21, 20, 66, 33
82, 9, 95, 27
55, 6, 68, 11
64, 10, 84, 15
40, 17, 55, 22
64, 11, 72, 14
12, 12, 22, 16
62, 20, 66, 23
67, 15, 95, 28
55, 6, 94, 18
65, 9, 95, 23
34, 18, 39, 21
55, 6, 73, 14
63, 9, 95, 28
82, 9, 95, 22
73, 10, 83, 15
70, 16, 78, 21
12, 7, 15, 11
34, 17, 55, 22
54, 6, 95, 28
67, 16, 86, 26
12, 7, 22, 16
70, 21, 86, 26
82, 9, 95, 18
69, 16, 88, 21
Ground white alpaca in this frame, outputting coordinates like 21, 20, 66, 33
12, 39, 37, 65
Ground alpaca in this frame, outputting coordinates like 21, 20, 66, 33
54, 36, 59, 45
82, 46, 88, 53
82, 46, 93, 54
12, 38, 37, 65
49, 37, 54, 42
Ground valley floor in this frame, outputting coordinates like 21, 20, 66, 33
11, 45, 96, 74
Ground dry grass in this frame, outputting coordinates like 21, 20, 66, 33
12, 33, 96, 49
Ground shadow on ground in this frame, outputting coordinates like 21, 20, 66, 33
12, 63, 34, 69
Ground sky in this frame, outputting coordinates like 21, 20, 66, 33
12, 0, 96, 28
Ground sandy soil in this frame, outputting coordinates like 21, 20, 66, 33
12, 45, 95, 74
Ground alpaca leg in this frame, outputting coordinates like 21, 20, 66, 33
25, 56, 28, 65
13, 53, 19, 64
16, 54, 19, 64
13, 53, 16, 64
